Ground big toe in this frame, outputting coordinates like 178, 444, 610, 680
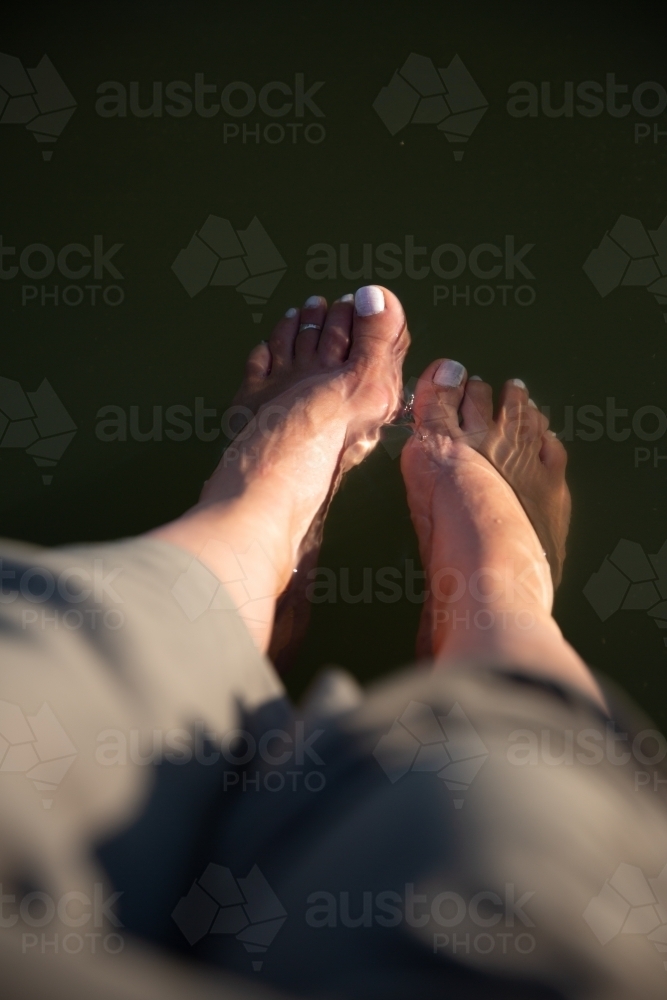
349, 285, 409, 373
412, 358, 468, 436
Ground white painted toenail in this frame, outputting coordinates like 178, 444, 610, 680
434, 360, 465, 388
511, 378, 527, 389
469, 375, 483, 381
304, 295, 322, 308
528, 397, 537, 408
340, 293, 354, 303
354, 285, 385, 316
285, 307, 298, 318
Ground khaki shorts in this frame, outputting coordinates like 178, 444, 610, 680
1, 537, 666, 999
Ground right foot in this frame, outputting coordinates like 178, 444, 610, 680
153, 287, 409, 653
401, 360, 602, 707
452, 370, 570, 588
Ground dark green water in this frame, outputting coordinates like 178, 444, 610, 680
3, 1, 667, 728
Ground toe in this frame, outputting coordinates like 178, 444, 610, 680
412, 358, 468, 436
348, 285, 409, 373
497, 377, 528, 412
540, 430, 568, 471
294, 294, 327, 363
528, 395, 550, 436
318, 294, 354, 366
460, 376, 493, 439
244, 341, 271, 382
497, 378, 541, 445
269, 305, 301, 369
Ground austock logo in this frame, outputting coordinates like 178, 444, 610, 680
584, 862, 667, 969
374, 52, 488, 160
0, 377, 76, 484
171, 215, 286, 323
373, 700, 488, 808
172, 863, 286, 971
0, 52, 76, 160
305, 235, 536, 308
584, 539, 667, 644
95, 72, 326, 146
583, 215, 667, 321
0, 701, 77, 808
170, 539, 281, 649
506, 74, 667, 146
0, 235, 125, 308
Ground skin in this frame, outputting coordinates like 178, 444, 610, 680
151, 287, 409, 655
151, 289, 605, 713
401, 359, 605, 712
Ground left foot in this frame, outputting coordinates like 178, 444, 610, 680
153, 287, 409, 654
225, 295, 352, 669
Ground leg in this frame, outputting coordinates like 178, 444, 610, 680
152, 286, 409, 656
401, 359, 605, 711
148, 356, 667, 1000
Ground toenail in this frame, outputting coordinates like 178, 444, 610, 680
434, 359, 465, 388
511, 378, 527, 389
528, 397, 537, 408
339, 293, 354, 303
469, 375, 483, 381
304, 295, 323, 308
354, 285, 385, 316
285, 307, 298, 318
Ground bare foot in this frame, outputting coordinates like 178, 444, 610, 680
406, 363, 570, 658
400, 359, 603, 709
458, 373, 570, 588
226, 294, 355, 669
152, 287, 409, 654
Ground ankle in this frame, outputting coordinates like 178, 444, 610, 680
434, 607, 607, 712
